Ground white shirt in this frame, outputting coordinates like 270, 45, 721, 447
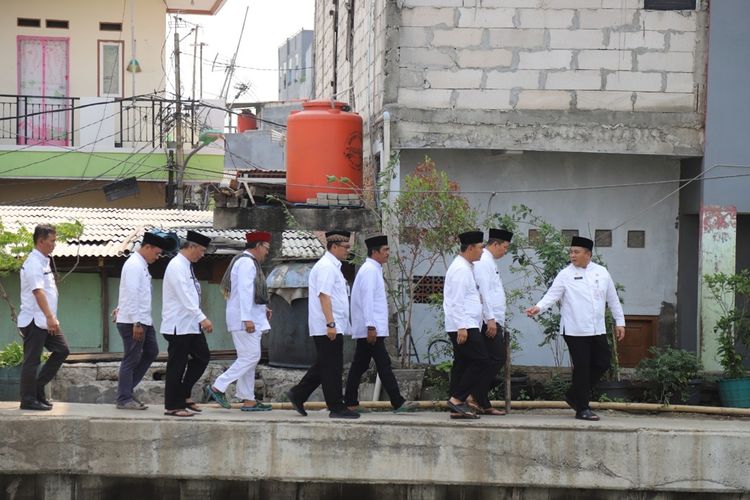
116, 252, 153, 326
473, 248, 507, 325
225, 251, 270, 333
308, 251, 351, 336
351, 258, 388, 339
534, 261, 625, 337
160, 253, 207, 335
18, 249, 58, 329
443, 255, 483, 331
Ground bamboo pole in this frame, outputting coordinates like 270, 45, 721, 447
201, 400, 750, 417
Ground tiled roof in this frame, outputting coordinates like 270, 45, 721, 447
0, 206, 324, 260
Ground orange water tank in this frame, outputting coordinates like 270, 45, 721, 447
237, 110, 257, 132
286, 100, 363, 203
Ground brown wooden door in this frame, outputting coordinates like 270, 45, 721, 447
618, 315, 658, 368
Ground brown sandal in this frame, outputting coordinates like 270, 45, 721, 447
185, 402, 202, 412
164, 409, 194, 417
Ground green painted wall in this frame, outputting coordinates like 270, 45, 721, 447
0, 151, 223, 182
1, 273, 235, 352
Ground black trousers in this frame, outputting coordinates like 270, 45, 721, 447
448, 328, 493, 402
288, 334, 345, 413
476, 324, 506, 408
563, 334, 611, 411
163, 333, 210, 410
344, 337, 406, 409
19, 321, 70, 404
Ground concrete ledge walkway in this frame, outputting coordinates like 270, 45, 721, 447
1, 402, 749, 494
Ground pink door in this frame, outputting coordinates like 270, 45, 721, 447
17, 36, 70, 146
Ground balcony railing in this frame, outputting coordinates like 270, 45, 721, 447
0, 94, 205, 149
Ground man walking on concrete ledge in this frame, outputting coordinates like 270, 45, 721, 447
286, 230, 360, 419
345, 235, 418, 414
526, 236, 625, 421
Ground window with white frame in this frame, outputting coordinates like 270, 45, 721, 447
98, 40, 123, 97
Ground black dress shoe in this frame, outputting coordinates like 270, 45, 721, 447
285, 390, 307, 416
20, 401, 52, 411
329, 408, 361, 419
37, 396, 53, 407
575, 408, 600, 421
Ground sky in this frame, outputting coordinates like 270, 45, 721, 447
173, 0, 315, 103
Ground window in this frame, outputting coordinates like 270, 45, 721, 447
413, 276, 445, 304
528, 229, 541, 245
627, 230, 646, 248
644, 0, 696, 10
595, 229, 613, 248
98, 40, 123, 97
46, 19, 69, 29
561, 229, 579, 241
100, 22, 123, 32
17, 18, 41, 27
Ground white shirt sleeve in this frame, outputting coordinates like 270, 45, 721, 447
606, 275, 626, 327
360, 268, 376, 328
28, 259, 46, 291
474, 260, 498, 322
235, 257, 256, 323
175, 265, 207, 323
535, 270, 566, 312
445, 268, 470, 330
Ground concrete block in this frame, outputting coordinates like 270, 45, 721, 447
669, 31, 697, 52
578, 9, 638, 29
542, 0, 601, 8
457, 7, 515, 28
485, 70, 540, 89
605, 71, 662, 91
634, 92, 694, 112
399, 68, 426, 88
665, 72, 694, 93
546, 70, 602, 90
431, 28, 483, 47
578, 49, 632, 70
425, 69, 484, 88
607, 31, 664, 50
479, 0, 541, 6
638, 51, 694, 72
642, 10, 698, 32
515, 90, 571, 110
399, 47, 454, 67
549, 29, 605, 50
400, 7, 455, 27
399, 27, 432, 47
517, 50, 573, 70
457, 48, 513, 68
488, 28, 545, 49
398, 88, 453, 108
455, 89, 512, 109
576, 90, 633, 111
517, 9, 574, 29
401, 0, 463, 6
602, 0, 642, 7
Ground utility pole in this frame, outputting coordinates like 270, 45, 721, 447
191, 26, 199, 100
173, 21, 186, 209
199, 42, 206, 99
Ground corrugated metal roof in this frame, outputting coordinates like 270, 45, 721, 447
0, 206, 325, 260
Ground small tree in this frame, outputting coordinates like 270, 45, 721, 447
704, 271, 750, 379
494, 205, 624, 379
0, 221, 83, 325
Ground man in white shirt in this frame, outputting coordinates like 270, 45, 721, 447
286, 230, 360, 419
444, 230, 492, 419
114, 231, 169, 410
466, 227, 513, 416
160, 230, 214, 417
526, 236, 625, 421
344, 235, 418, 414
18, 224, 70, 411
206, 231, 273, 412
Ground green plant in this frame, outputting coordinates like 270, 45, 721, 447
540, 372, 571, 401
0, 341, 23, 367
704, 271, 750, 379
636, 346, 702, 405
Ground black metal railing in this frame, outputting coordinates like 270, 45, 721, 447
0, 94, 204, 149
0, 94, 78, 146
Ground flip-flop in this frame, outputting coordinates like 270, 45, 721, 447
241, 403, 272, 411
185, 402, 202, 412
450, 412, 480, 420
164, 409, 194, 417
446, 400, 478, 418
